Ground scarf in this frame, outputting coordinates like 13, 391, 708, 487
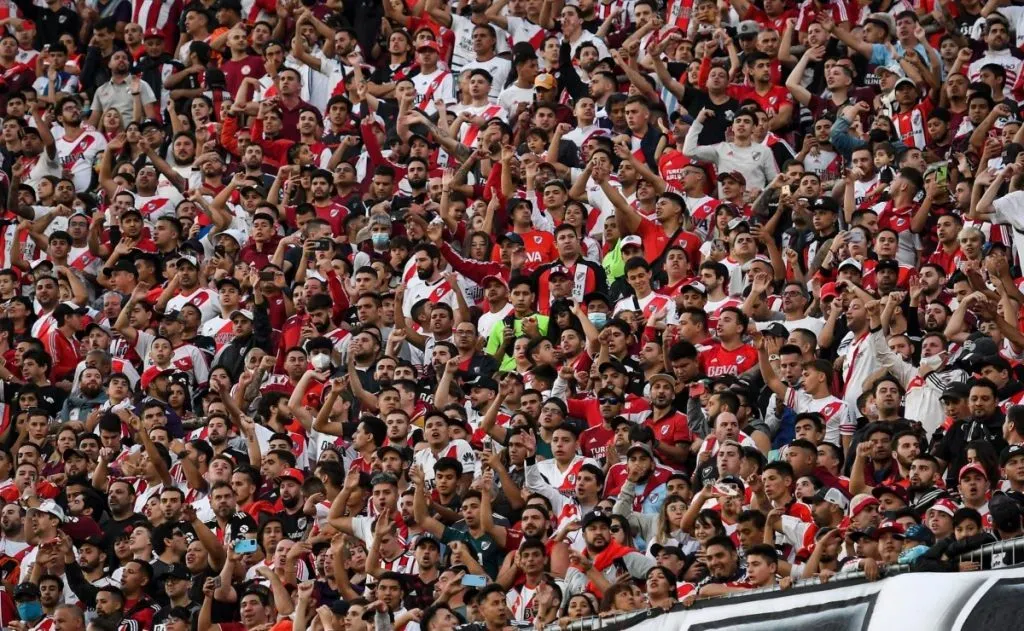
576, 539, 636, 597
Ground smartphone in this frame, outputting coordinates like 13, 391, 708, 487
233, 538, 258, 554
212, 576, 222, 588
935, 164, 949, 185
503, 315, 515, 328
259, 271, 275, 282
314, 238, 332, 251
214, 245, 226, 256
848, 231, 865, 244
461, 574, 488, 588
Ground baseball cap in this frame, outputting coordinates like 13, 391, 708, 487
871, 484, 908, 504
481, 274, 508, 289
229, 309, 254, 321
609, 416, 632, 430
598, 359, 628, 375
500, 232, 525, 246
626, 442, 654, 459
742, 254, 772, 272
736, 20, 760, 37
620, 235, 643, 249
849, 495, 879, 517
811, 196, 839, 214
682, 281, 708, 295
417, 40, 441, 53
466, 375, 499, 392
581, 510, 612, 529
820, 282, 839, 301
143, 28, 163, 40
13, 583, 40, 601
812, 487, 850, 511
1002, 444, 1024, 466
535, 73, 556, 90
838, 258, 863, 272
141, 367, 176, 391
166, 563, 190, 580
30, 499, 66, 523
548, 265, 570, 279
139, 117, 162, 131
719, 171, 746, 186
959, 462, 989, 481
928, 498, 958, 518
894, 77, 918, 91
875, 520, 906, 538
176, 253, 199, 268
120, 208, 143, 221
648, 373, 676, 388
940, 382, 971, 402
876, 258, 900, 272
865, 12, 895, 35
278, 467, 305, 484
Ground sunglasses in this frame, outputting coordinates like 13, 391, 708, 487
598, 397, 621, 405
610, 526, 622, 533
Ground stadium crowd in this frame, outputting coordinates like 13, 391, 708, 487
5, 0, 1024, 630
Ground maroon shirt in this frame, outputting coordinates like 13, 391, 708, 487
221, 55, 265, 97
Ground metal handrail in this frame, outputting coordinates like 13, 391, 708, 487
542, 535, 1024, 631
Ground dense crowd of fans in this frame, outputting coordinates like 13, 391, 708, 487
5, 0, 1024, 630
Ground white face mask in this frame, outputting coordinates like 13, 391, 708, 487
311, 353, 332, 371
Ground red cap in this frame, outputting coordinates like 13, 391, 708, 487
278, 467, 305, 484
144, 28, 163, 39
929, 498, 958, 518
21, 20, 34, 31
849, 495, 879, 517
959, 462, 989, 481
481, 274, 508, 289
820, 282, 839, 301
417, 40, 441, 53
875, 520, 906, 538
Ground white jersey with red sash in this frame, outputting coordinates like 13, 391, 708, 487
531, 456, 600, 498
200, 316, 234, 352
31, 310, 56, 339
614, 291, 677, 323
666, 0, 694, 30
686, 195, 721, 239
67, 245, 101, 275
166, 288, 221, 324
401, 276, 460, 318
412, 439, 479, 489
136, 191, 182, 224
457, 103, 507, 147
0, 213, 35, 270
56, 131, 107, 192
412, 69, 454, 116
507, 583, 540, 623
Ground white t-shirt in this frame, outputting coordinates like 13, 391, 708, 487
461, 56, 512, 99
56, 131, 107, 192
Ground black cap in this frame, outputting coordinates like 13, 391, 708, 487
54, 302, 88, 319
500, 232, 525, 246
763, 322, 790, 338
811, 196, 839, 213
650, 543, 684, 558
14, 582, 40, 601
165, 563, 190, 580
718, 474, 746, 494
598, 359, 627, 375
1002, 443, 1024, 466
414, 534, 441, 549
875, 258, 900, 272
940, 382, 971, 402
139, 118, 162, 131
977, 355, 1011, 371
216, 277, 241, 291
111, 259, 138, 275
582, 291, 612, 307
120, 208, 143, 221
162, 310, 183, 321
581, 510, 612, 529
329, 601, 350, 616
62, 447, 88, 461
465, 375, 498, 392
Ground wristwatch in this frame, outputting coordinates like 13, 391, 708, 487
768, 354, 781, 362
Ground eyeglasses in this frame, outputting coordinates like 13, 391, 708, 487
610, 526, 622, 533
598, 397, 621, 405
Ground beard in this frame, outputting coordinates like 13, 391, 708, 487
416, 264, 435, 280
1, 523, 19, 537
313, 319, 329, 333
408, 177, 427, 189
210, 434, 226, 446
281, 495, 300, 510
80, 383, 102, 398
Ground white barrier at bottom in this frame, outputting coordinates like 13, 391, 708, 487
606, 566, 1024, 631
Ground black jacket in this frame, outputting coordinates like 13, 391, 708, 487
211, 300, 274, 381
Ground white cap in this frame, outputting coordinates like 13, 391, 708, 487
30, 499, 66, 523
838, 257, 863, 272
229, 309, 254, 321
620, 235, 642, 249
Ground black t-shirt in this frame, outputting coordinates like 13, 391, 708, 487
682, 90, 740, 145
100, 513, 150, 549
204, 511, 258, 543
276, 508, 314, 542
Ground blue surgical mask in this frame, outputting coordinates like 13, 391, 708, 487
371, 234, 390, 248
588, 312, 607, 329
18, 601, 43, 622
